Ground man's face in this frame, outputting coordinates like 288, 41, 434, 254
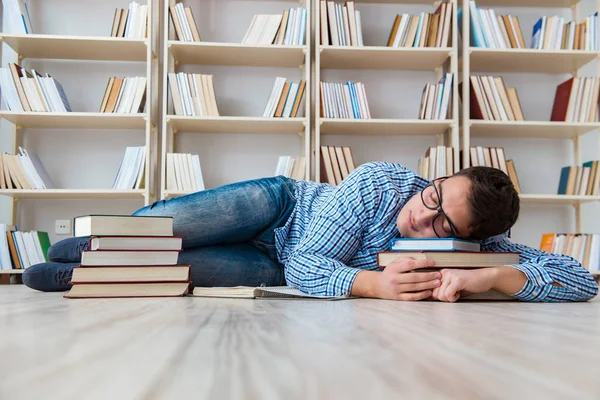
397, 176, 473, 239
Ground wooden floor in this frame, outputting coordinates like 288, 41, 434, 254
1, 285, 599, 400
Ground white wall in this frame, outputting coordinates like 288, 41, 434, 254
1, 0, 599, 249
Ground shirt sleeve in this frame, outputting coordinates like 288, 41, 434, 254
284, 162, 419, 297
482, 233, 599, 302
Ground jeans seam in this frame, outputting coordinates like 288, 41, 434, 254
276, 176, 297, 201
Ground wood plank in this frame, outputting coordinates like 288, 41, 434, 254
0, 286, 598, 399
470, 121, 600, 139
319, 46, 451, 70
0, 34, 148, 61
320, 118, 452, 135
0, 112, 147, 129
469, 48, 600, 73
0, 189, 146, 199
169, 42, 306, 67
168, 116, 306, 134
519, 194, 600, 205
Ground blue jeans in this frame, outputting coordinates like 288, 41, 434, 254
23, 176, 297, 291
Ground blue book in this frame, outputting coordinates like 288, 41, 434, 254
390, 238, 481, 252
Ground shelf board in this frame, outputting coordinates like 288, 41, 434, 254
469, 120, 600, 139
0, 269, 24, 274
0, 34, 148, 61
319, 118, 453, 135
168, 41, 306, 67
471, 0, 577, 7
163, 191, 192, 199
319, 46, 451, 70
0, 112, 147, 129
519, 194, 600, 205
0, 189, 146, 199
168, 116, 306, 134
468, 48, 600, 74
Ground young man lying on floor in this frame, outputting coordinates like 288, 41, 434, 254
23, 162, 599, 302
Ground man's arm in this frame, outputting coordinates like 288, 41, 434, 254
433, 235, 598, 302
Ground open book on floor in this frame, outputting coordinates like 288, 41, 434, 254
192, 286, 350, 300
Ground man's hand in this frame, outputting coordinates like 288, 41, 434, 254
431, 266, 527, 302
351, 257, 441, 300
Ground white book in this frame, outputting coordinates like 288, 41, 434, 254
263, 77, 285, 117
285, 8, 297, 46
137, 5, 148, 38
2, 68, 24, 112
282, 82, 299, 118
17, 150, 43, 189
242, 15, 258, 44
130, 77, 147, 113
185, 153, 197, 191
298, 8, 307, 46
192, 154, 205, 191
250, 15, 268, 45
175, 3, 193, 42
133, 146, 146, 189
355, 10, 363, 46
166, 153, 177, 191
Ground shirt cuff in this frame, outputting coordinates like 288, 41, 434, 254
505, 263, 554, 302
327, 265, 362, 297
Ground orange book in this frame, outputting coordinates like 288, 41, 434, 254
540, 233, 555, 253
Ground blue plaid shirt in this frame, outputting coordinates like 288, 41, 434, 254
274, 161, 599, 301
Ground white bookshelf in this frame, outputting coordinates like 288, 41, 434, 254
0, 1, 158, 227
460, 0, 600, 234
160, 0, 311, 199
314, 0, 460, 183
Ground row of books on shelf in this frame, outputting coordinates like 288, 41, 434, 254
0, 147, 53, 190
319, 81, 371, 119
463, 1, 599, 51
168, 2, 201, 42
319, 1, 363, 47
386, 0, 453, 49
469, 146, 521, 194
0, 224, 50, 271
263, 78, 306, 118
242, 7, 307, 46
113, 146, 146, 190
557, 161, 600, 196
418, 73, 453, 120
1, 64, 71, 113
320, 145, 356, 185
551, 77, 600, 123
65, 215, 191, 298
463, 75, 525, 121
540, 233, 600, 273
109, 1, 148, 39
417, 146, 460, 181
165, 152, 205, 192
168, 72, 220, 117
99, 76, 147, 114
275, 156, 306, 181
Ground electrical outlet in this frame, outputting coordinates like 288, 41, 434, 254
55, 219, 71, 235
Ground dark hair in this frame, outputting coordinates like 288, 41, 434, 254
453, 166, 520, 241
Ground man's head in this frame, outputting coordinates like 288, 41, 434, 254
397, 166, 520, 241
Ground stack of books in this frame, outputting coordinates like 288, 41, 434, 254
462, 76, 525, 121
167, 72, 219, 117
0, 224, 51, 271
551, 77, 599, 123
469, 146, 520, 194
109, 1, 148, 39
112, 146, 146, 190
532, 13, 599, 51
462, 1, 526, 49
0, 147, 54, 190
319, 0, 363, 46
540, 233, 600, 274
99, 77, 147, 114
418, 73, 454, 120
263, 78, 306, 118
417, 145, 459, 181
320, 80, 371, 119
387, 0, 453, 48
168, 2, 201, 42
275, 156, 306, 180
242, 7, 307, 46
165, 152, 205, 192
557, 161, 600, 196
0, 63, 72, 113
320, 145, 356, 185
65, 215, 190, 298
378, 237, 521, 300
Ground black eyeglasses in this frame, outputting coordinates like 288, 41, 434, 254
420, 177, 458, 238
